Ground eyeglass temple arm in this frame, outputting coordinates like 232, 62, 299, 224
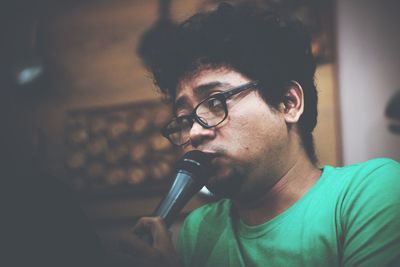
221, 81, 259, 99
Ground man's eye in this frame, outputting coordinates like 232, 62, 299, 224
207, 98, 222, 108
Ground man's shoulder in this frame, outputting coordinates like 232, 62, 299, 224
333, 158, 400, 210
318, 158, 400, 204
329, 157, 399, 181
335, 158, 400, 266
347, 157, 398, 170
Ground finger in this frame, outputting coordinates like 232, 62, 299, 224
147, 218, 171, 246
132, 217, 168, 237
128, 217, 181, 267
131, 217, 156, 234
131, 217, 156, 244
131, 217, 174, 252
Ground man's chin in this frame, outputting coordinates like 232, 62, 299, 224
205, 172, 244, 199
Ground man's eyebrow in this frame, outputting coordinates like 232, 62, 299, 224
194, 81, 230, 96
174, 82, 230, 114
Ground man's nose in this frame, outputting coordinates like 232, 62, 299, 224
188, 121, 216, 147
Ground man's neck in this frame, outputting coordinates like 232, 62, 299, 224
232, 153, 322, 226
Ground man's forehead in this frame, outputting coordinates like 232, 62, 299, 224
176, 69, 232, 97
174, 68, 251, 110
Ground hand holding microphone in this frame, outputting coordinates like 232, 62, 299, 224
134, 150, 212, 243
119, 150, 212, 266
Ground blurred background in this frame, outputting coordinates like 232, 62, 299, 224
1, 0, 399, 266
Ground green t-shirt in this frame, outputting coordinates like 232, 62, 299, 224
177, 158, 400, 267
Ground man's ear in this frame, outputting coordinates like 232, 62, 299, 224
279, 81, 304, 123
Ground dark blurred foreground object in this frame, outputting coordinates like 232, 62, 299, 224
386, 90, 400, 134
2, 0, 46, 90
2, 160, 109, 267
10, 19, 44, 87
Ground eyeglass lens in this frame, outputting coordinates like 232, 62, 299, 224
166, 96, 226, 145
196, 97, 225, 127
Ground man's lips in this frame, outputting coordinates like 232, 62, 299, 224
197, 151, 221, 162
199, 150, 220, 156
194, 150, 223, 175
202, 153, 233, 180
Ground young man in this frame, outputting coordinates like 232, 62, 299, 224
124, 3, 400, 267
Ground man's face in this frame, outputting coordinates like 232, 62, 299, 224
175, 67, 289, 200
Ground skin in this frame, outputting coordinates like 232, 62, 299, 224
124, 66, 322, 266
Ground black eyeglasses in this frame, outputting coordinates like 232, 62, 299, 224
161, 81, 259, 146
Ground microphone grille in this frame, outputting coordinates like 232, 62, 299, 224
178, 150, 212, 182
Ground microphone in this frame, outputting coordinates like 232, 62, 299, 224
136, 150, 212, 243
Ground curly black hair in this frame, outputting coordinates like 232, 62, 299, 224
141, 2, 318, 163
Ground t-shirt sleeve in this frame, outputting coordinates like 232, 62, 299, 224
341, 159, 400, 266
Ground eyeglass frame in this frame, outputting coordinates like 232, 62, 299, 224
161, 80, 259, 146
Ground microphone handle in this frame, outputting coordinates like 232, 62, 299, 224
136, 170, 203, 244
